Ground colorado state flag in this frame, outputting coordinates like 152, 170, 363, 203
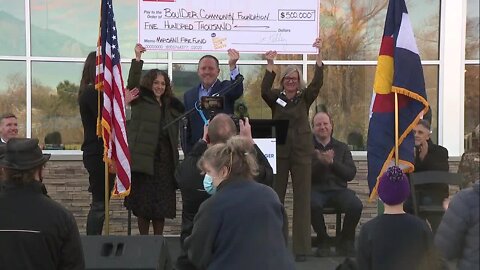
367, 0, 429, 199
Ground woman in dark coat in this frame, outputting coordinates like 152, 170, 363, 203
125, 44, 185, 235
185, 136, 294, 270
78, 51, 117, 235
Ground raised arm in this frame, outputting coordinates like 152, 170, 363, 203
261, 51, 279, 107
126, 43, 145, 89
304, 38, 324, 104
225, 48, 244, 100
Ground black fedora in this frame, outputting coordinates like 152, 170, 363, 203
0, 138, 50, 170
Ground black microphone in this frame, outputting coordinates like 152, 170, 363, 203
212, 74, 244, 97
234, 101, 249, 119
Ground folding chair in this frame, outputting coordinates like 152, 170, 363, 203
409, 171, 464, 216
311, 205, 343, 248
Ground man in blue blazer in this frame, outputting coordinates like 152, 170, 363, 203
182, 49, 244, 154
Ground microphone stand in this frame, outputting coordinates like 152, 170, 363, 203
163, 74, 244, 130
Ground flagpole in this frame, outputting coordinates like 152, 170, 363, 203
105, 163, 110, 235
97, 1, 110, 235
394, 92, 399, 165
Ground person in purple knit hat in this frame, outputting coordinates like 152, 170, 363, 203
356, 166, 444, 270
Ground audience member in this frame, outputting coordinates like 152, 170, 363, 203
310, 112, 362, 257
182, 50, 244, 154
0, 113, 18, 144
78, 51, 117, 235
124, 44, 184, 235
0, 138, 84, 270
357, 166, 440, 270
458, 124, 479, 187
435, 181, 479, 270
407, 119, 449, 233
185, 136, 294, 270
261, 37, 324, 261
0, 144, 5, 182
175, 114, 273, 270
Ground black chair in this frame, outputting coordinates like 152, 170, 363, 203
409, 171, 464, 216
312, 205, 343, 247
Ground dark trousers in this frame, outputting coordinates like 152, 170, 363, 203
311, 188, 363, 244
83, 154, 114, 235
176, 188, 210, 270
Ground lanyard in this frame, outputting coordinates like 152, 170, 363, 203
194, 101, 208, 125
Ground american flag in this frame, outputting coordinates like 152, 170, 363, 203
95, 0, 131, 197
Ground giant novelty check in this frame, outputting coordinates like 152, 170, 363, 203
138, 0, 319, 53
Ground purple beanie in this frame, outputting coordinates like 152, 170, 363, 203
378, 166, 410, 205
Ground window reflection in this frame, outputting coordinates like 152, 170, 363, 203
305, 65, 438, 150
0, 61, 27, 137
310, 0, 440, 61
466, 0, 480, 59
465, 65, 479, 138
0, 0, 26, 56
31, 61, 84, 149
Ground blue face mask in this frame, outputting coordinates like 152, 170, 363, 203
203, 174, 216, 195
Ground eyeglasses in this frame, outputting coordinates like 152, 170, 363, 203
284, 77, 299, 82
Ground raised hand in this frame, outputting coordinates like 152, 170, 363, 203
202, 121, 210, 143
125, 87, 140, 105
265, 50, 277, 72
134, 43, 146, 61
239, 117, 254, 145
312, 37, 323, 65
227, 49, 240, 70
418, 140, 429, 161
265, 50, 277, 63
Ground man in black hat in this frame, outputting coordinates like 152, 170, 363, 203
0, 138, 85, 270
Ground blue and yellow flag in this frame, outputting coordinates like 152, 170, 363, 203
367, 0, 429, 199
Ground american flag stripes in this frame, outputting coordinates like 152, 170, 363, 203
95, 0, 131, 197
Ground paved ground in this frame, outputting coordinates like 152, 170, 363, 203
164, 236, 346, 270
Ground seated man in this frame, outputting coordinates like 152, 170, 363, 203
175, 113, 273, 270
310, 112, 363, 257
407, 119, 449, 233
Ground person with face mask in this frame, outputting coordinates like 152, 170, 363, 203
261, 37, 324, 261
185, 136, 294, 270
175, 113, 273, 270
124, 44, 185, 235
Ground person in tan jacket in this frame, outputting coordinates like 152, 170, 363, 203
261, 37, 324, 261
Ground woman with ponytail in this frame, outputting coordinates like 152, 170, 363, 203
184, 136, 295, 270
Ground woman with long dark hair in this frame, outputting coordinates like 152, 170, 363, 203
125, 44, 185, 234
78, 52, 138, 235
78, 51, 116, 235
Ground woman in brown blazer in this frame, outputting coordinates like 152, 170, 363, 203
261, 37, 324, 261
